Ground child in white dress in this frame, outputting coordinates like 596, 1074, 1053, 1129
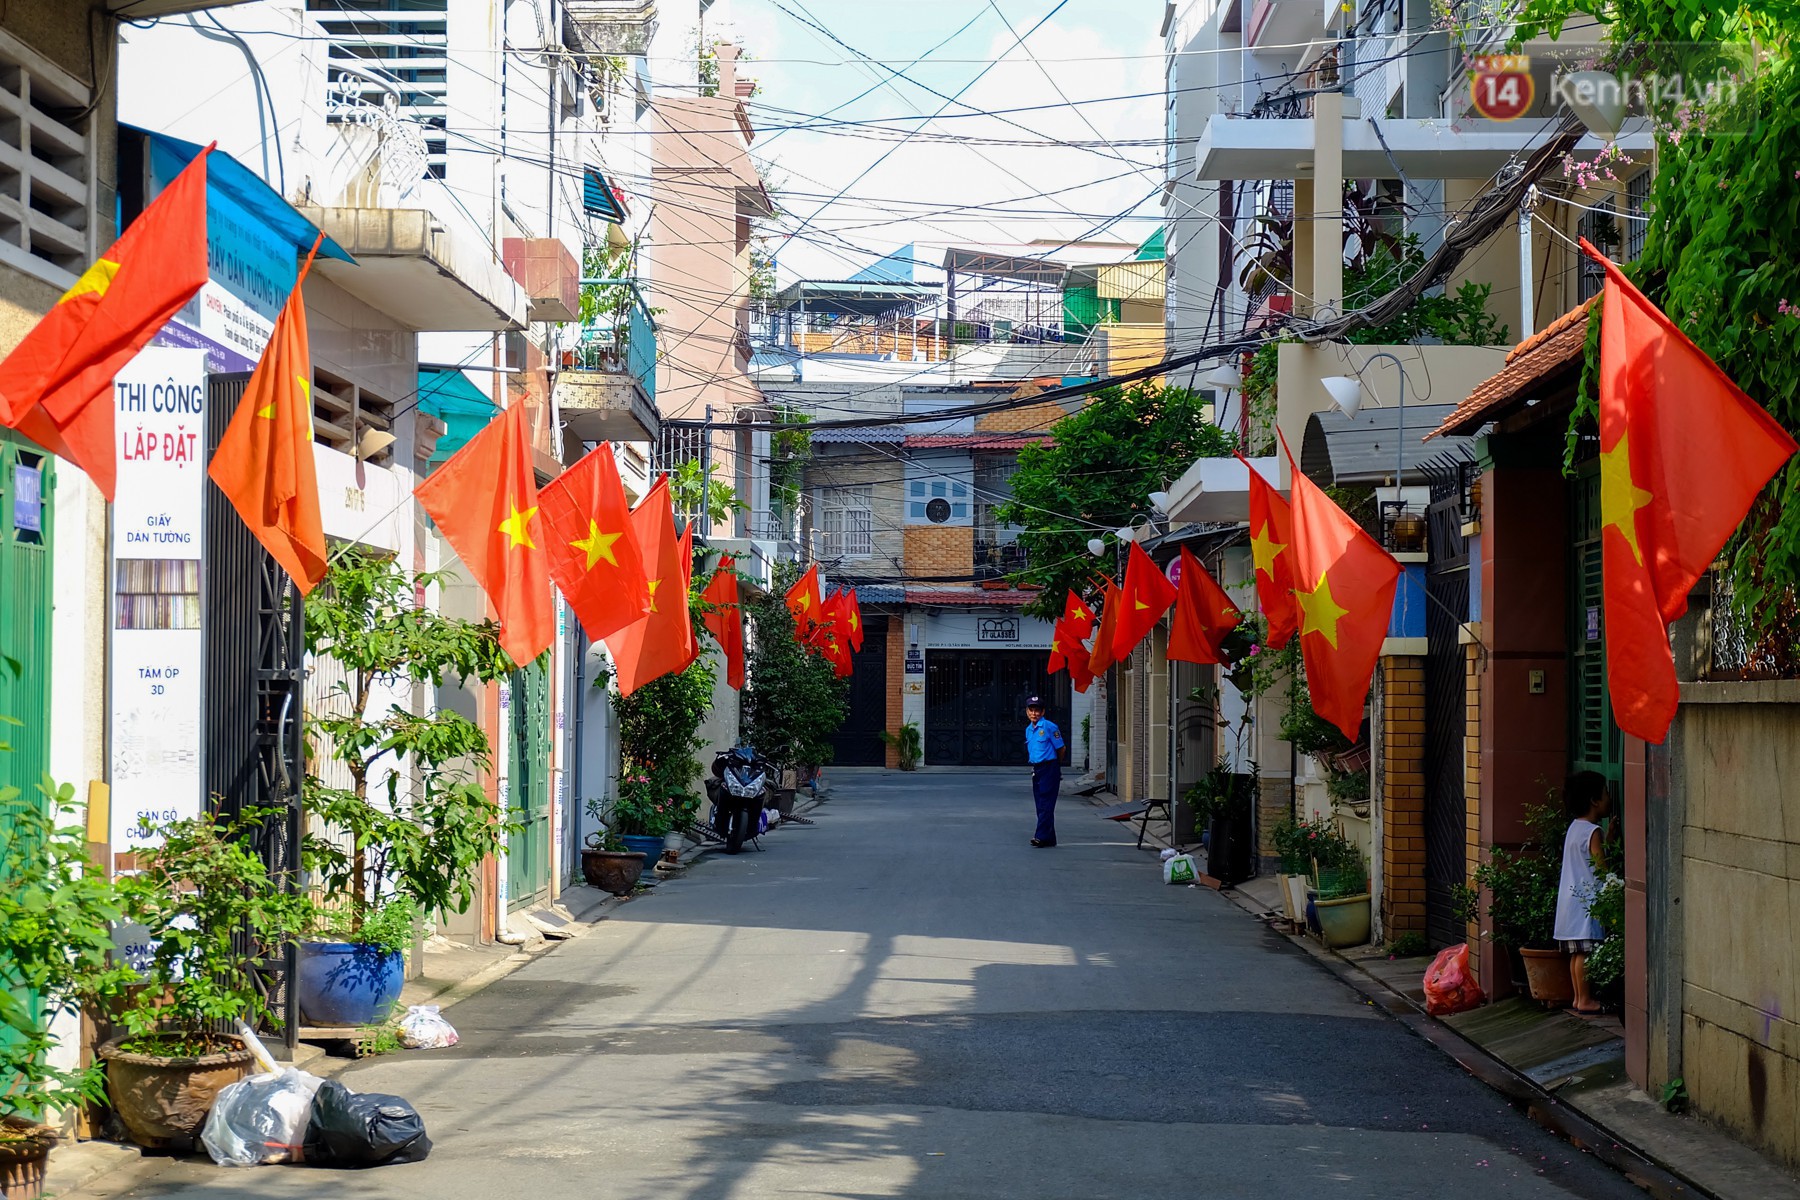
1553, 771, 1612, 1013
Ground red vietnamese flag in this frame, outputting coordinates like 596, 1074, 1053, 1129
845, 588, 866, 652
539, 443, 651, 642
1067, 637, 1095, 694
207, 236, 327, 594
1113, 542, 1178, 660
820, 589, 855, 677
1167, 547, 1241, 665
671, 521, 703, 675
0, 147, 213, 499
1047, 619, 1073, 674
606, 478, 696, 694
1585, 240, 1796, 742
786, 563, 823, 641
1060, 589, 1096, 640
1242, 454, 1300, 649
1283, 432, 1401, 741
416, 404, 552, 666
701, 554, 745, 689
1087, 581, 1123, 678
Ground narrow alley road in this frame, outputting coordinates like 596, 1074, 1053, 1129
87, 771, 1644, 1200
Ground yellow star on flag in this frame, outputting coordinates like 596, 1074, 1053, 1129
849, 611, 860, 632
570, 519, 622, 570
1600, 430, 1655, 565
497, 500, 539, 550
646, 577, 662, 612
59, 258, 119, 304
1251, 523, 1287, 578
260, 374, 309, 420
1051, 635, 1063, 654
1295, 570, 1349, 648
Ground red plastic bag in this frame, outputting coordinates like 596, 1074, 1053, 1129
1422, 943, 1485, 1016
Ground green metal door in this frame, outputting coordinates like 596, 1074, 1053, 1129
0, 435, 56, 1056
1568, 464, 1623, 789
507, 662, 551, 908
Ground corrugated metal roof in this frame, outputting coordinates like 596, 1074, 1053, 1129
905, 588, 1039, 606
1300, 404, 1476, 485
810, 426, 905, 443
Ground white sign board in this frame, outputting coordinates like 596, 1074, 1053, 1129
109, 346, 209, 851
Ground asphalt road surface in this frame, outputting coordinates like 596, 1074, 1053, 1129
82, 768, 1647, 1199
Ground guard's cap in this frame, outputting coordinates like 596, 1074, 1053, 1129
1025, 695, 1044, 707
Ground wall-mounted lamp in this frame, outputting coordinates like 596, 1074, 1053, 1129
1205, 363, 1242, 392
1321, 375, 1365, 419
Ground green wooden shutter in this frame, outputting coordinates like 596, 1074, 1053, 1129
1568, 464, 1623, 788
507, 661, 551, 908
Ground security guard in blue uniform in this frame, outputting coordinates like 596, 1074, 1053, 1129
1024, 696, 1066, 847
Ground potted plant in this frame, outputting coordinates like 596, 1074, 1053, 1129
1270, 818, 1311, 923
106, 809, 312, 1150
1459, 800, 1573, 1004
578, 808, 645, 896
604, 771, 682, 863
609, 653, 713, 855
0, 778, 132, 1196
878, 721, 922, 771
295, 897, 416, 1028
1310, 827, 1372, 949
1186, 759, 1256, 885
298, 550, 516, 1027
742, 563, 849, 800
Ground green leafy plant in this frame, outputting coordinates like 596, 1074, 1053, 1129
1326, 768, 1371, 809
996, 382, 1237, 619
743, 561, 849, 778
581, 799, 628, 853
1386, 931, 1431, 958
1271, 816, 1324, 875
1185, 758, 1253, 833
878, 722, 922, 771
612, 653, 715, 830
313, 897, 417, 958
302, 548, 518, 927
0, 777, 132, 1115
1661, 1077, 1690, 1114
353, 1022, 404, 1059
1309, 825, 1368, 899
667, 458, 744, 530
1460, 800, 1569, 950
115, 809, 313, 1057
1583, 874, 1627, 991
769, 407, 813, 532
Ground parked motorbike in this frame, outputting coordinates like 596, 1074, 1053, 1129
707, 744, 775, 854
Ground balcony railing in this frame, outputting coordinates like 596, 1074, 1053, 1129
974, 539, 1028, 581
573, 278, 657, 406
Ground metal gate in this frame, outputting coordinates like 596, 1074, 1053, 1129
923, 650, 1070, 766
508, 661, 551, 909
204, 374, 305, 1053
1422, 458, 1472, 949
831, 617, 888, 766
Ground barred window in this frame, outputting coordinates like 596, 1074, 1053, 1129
0, 27, 98, 286
817, 485, 872, 558
1624, 172, 1650, 261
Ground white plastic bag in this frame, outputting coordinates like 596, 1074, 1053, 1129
1163, 853, 1198, 885
397, 1004, 459, 1050
1159, 848, 1178, 861
202, 1068, 324, 1167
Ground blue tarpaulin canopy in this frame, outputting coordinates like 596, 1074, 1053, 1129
127, 126, 354, 264
417, 368, 497, 464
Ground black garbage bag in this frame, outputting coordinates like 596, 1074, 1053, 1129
302, 1080, 432, 1167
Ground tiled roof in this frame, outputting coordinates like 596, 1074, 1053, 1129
810, 426, 906, 443
904, 588, 1040, 606
1428, 299, 1596, 439
903, 434, 1049, 449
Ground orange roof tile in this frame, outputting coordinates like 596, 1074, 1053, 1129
1427, 298, 1596, 439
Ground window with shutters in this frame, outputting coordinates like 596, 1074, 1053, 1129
1568, 463, 1622, 787
1624, 171, 1650, 261
817, 486, 872, 558
0, 27, 99, 287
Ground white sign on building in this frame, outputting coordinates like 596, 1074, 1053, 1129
109, 346, 209, 850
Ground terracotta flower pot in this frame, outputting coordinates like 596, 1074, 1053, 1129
99, 1034, 252, 1150
1519, 947, 1575, 1005
581, 849, 646, 896
0, 1115, 58, 1200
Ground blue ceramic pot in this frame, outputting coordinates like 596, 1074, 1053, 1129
296, 941, 405, 1027
618, 834, 665, 865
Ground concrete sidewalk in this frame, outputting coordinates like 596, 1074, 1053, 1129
1223, 871, 1800, 1200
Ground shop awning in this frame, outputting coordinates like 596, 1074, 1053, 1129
417, 367, 497, 463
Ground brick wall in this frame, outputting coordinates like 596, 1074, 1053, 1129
885, 622, 904, 769
974, 399, 1067, 434
1464, 637, 1483, 981
1381, 655, 1427, 934
904, 524, 974, 578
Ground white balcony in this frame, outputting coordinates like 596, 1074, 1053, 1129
1195, 113, 1651, 181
